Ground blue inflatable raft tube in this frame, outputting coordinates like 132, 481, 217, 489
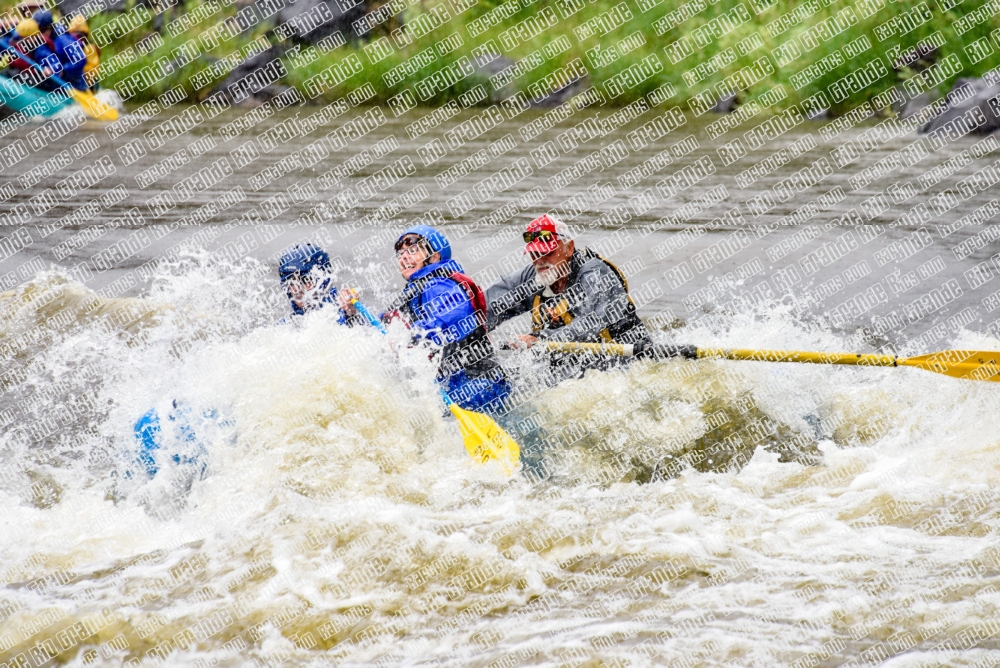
0, 76, 71, 117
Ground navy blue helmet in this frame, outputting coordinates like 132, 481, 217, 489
32, 9, 53, 28
279, 243, 331, 283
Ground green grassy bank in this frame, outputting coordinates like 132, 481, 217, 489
8, 0, 1000, 114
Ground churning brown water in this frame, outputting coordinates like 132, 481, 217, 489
3, 105, 1000, 667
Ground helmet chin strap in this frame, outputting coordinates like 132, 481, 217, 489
420, 240, 437, 268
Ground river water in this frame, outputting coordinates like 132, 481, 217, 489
3, 102, 1000, 667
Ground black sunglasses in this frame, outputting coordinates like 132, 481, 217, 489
524, 229, 557, 243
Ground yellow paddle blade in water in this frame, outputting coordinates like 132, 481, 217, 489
899, 350, 1000, 382
349, 298, 521, 472
448, 403, 520, 475
69, 88, 118, 121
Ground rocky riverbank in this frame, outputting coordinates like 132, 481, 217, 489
34, 0, 1000, 123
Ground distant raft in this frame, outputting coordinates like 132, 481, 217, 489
0, 79, 123, 121
0, 76, 71, 117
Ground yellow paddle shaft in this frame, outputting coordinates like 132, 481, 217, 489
698, 348, 1000, 381
543, 341, 638, 356
538, 341, 1000, 382
541, 342, 898, 366
696, 348, 898, 367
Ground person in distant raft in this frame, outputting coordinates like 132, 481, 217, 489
486, 214, 651, 374
35, 11, 86, 91
343, 225, 510, 414
65, 15, 99, 91
278, 243, 363, 325
8, 18, 62, 91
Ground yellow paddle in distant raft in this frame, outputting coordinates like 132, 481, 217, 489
539, 341, 1000, 383
351, 299, 520, 474
66, 85, 118, 122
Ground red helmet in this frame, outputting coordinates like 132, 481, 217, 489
523, 214, 571, 255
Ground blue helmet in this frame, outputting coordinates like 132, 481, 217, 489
395, 225, 451, 262
32, 10, 52, 29
279, 243, 330, 282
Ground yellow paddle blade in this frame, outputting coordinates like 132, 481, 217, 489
898, 350, 1000, 382
69, 88, 118, 121
448, 403, 520, 475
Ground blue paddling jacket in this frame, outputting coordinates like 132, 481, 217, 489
53, 30, 86, 88
388, 258, 499, 380
12, 34, 62, 78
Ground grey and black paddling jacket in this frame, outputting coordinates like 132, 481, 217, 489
485, 248, 650, 346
